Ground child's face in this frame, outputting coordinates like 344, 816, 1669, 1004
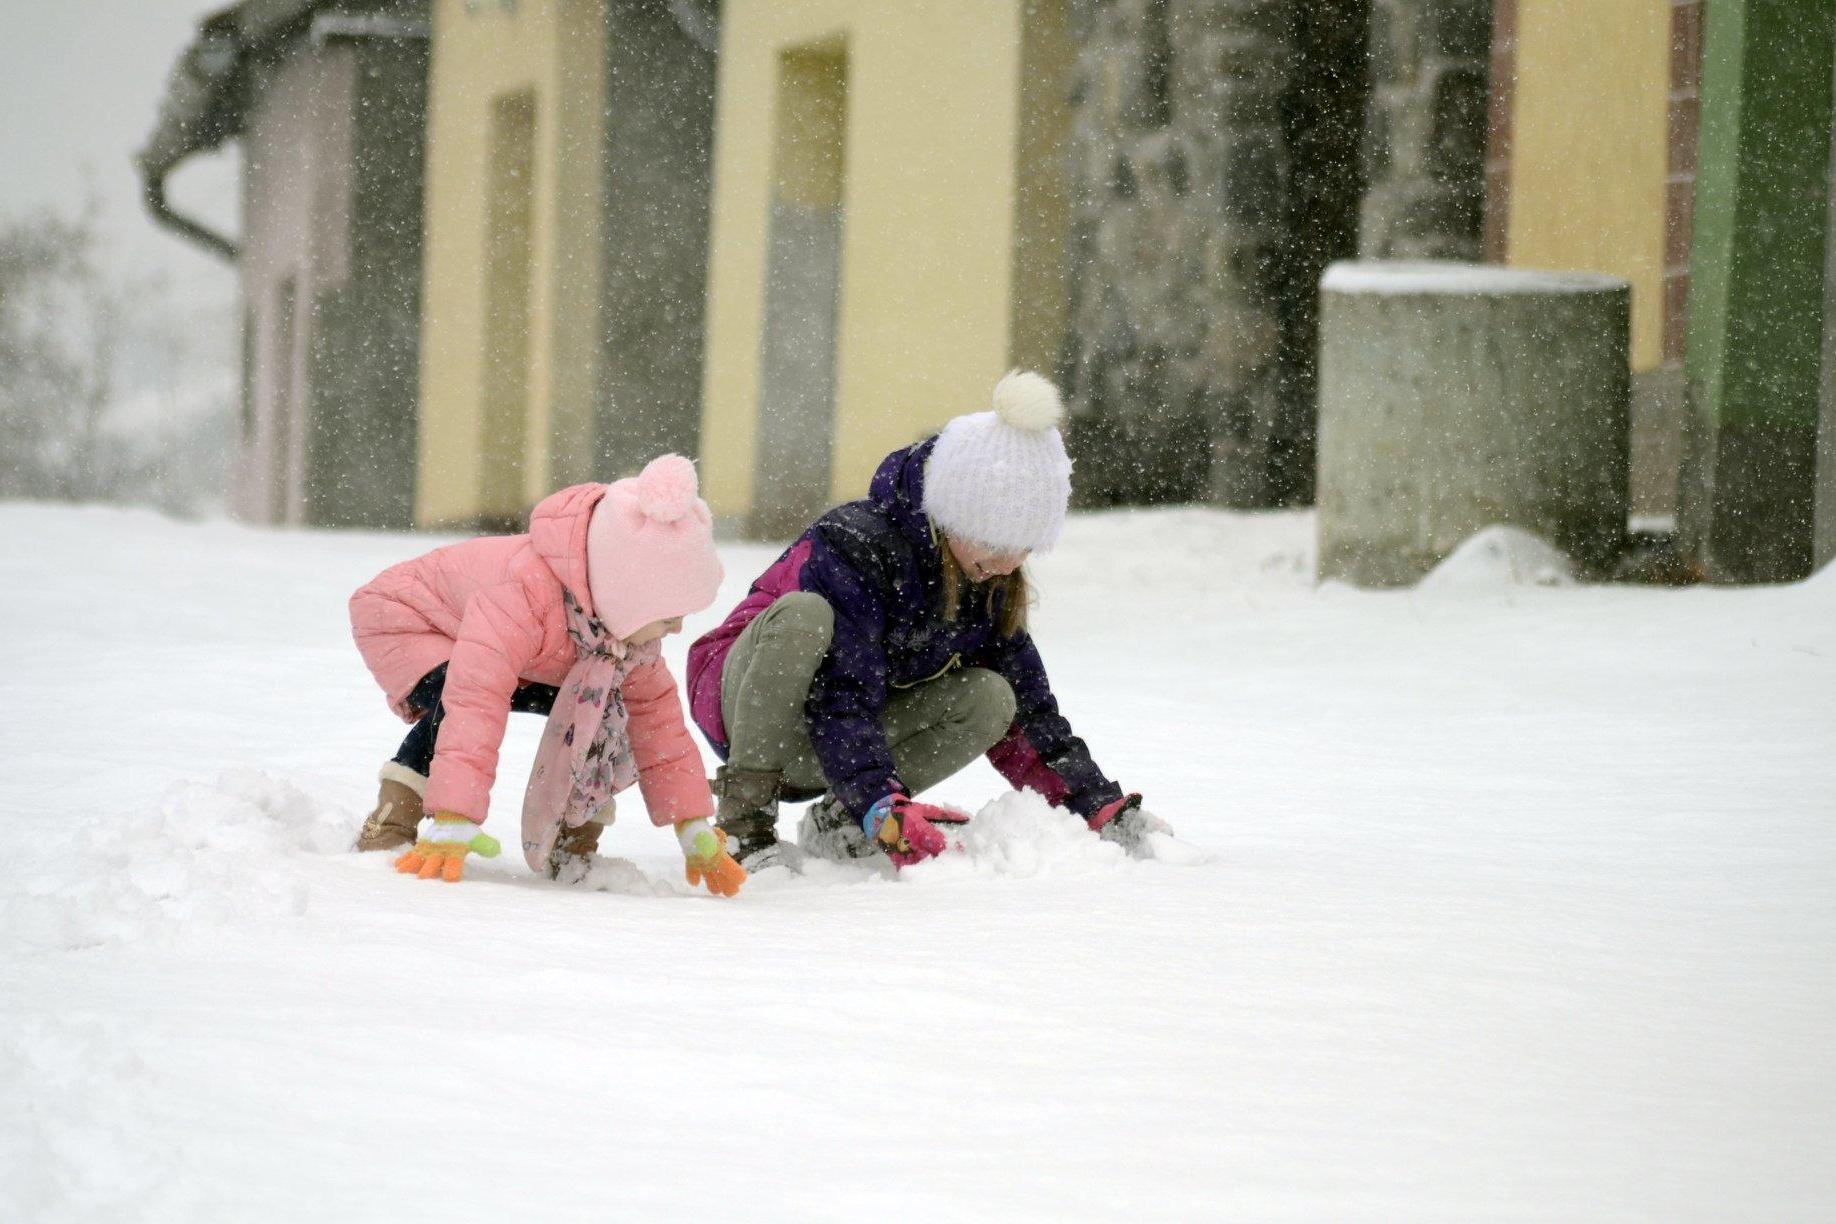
945, 535, 1029, 583
623, 617, 683, 646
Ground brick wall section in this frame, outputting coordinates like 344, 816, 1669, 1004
1482, 0, 1515, 261
1664, 0, 1703, 361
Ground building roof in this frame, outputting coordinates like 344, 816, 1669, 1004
136, 1, 425, 259
137, 2, 323, 184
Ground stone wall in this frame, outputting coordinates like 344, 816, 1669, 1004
1061, 0, 1296, 507
1359, 0, 1491, 259
1060, 0, 1486, 509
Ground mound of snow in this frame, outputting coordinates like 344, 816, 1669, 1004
902, 791, 1133, 883
1418, 525, 1573, 593
1, 769, 349, 954
760, 792, 1209, 887
550, 853, 676, 895
735, 792, 1204, 891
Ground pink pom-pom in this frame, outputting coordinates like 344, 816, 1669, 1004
632, 454, 700, 523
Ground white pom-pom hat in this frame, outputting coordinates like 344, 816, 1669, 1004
586, 454, 724, 639
924, 370, 1074, 554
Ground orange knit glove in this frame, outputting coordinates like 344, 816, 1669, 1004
678, 820, 747, 898
395, 814, 501, 883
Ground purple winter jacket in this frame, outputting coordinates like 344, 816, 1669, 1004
686, 438, 1123, 820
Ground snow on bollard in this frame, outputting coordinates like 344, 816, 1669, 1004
1316, 261, 1631, 588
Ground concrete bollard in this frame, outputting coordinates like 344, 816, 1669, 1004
1316, 260, 1631, 587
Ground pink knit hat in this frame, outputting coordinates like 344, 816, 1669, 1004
585, 455, 724, 640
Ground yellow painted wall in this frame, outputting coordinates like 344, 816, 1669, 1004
1507, 0, 1670, 371
698, 0, 1070, 522
1010, 0, 1073, 379
416, 0, 605, 527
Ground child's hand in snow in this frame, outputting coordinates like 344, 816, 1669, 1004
863, 795, 966, 868
1089, 794, 1170, 857
394, 814, 501, 882
679, 820, 747, 897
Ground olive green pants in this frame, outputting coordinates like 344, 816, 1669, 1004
720, 592, 1015, 800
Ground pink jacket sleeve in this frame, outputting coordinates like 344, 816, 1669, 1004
623, 656, 716, 826
422, 581, 547, 824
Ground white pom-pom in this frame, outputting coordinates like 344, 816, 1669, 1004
991, 369, 1063, 432
632, 454, 699, 523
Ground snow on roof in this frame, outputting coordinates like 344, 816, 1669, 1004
1321, 261, 1628, 297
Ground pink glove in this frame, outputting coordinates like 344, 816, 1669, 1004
862, 795, 966, 867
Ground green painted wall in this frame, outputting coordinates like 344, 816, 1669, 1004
1682, 0, 1833, 581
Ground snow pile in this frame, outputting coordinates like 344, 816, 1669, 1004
2, 769, 346, 954
922, 790, 1127, 880
0, 1018, 193, 1223
903, 791, 1199, 882
550, 852, 676, 895
1417, 524, 1574, 592
733, 792, 1202, 889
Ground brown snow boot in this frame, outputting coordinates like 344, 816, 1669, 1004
356, 763, 427, 851
546, 819, 607, 882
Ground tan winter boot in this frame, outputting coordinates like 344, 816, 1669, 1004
356, 763, 427, 851
546, 818, 606, 883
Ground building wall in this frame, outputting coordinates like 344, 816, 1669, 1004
596, 0, 718, 479
1819, 77, 1836, 569
306, 29, 427, 530
1679, 0, 1833, 582
231, 12, 428, 531
238, 42, 357, 525
1505, 0, 1670, 373
1007, 0, 1073, 383
698, 0, 1063, 528
1663, 0, 1703, 366
417, 0, 606, 528
1482, 0, 1515, 262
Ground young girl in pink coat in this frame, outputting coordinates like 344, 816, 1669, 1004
347, 455, 745, 896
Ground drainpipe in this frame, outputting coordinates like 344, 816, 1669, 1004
137, 28, 243, 262
141, 172, 237, 262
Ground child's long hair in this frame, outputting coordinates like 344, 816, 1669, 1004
938, 540, 1031, 637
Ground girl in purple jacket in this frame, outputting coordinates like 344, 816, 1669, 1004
685, 371, 1171, 872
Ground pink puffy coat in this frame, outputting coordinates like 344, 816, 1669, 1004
349, 484, 714, 827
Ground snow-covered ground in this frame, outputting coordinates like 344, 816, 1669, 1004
2, 502, 1832, 1222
